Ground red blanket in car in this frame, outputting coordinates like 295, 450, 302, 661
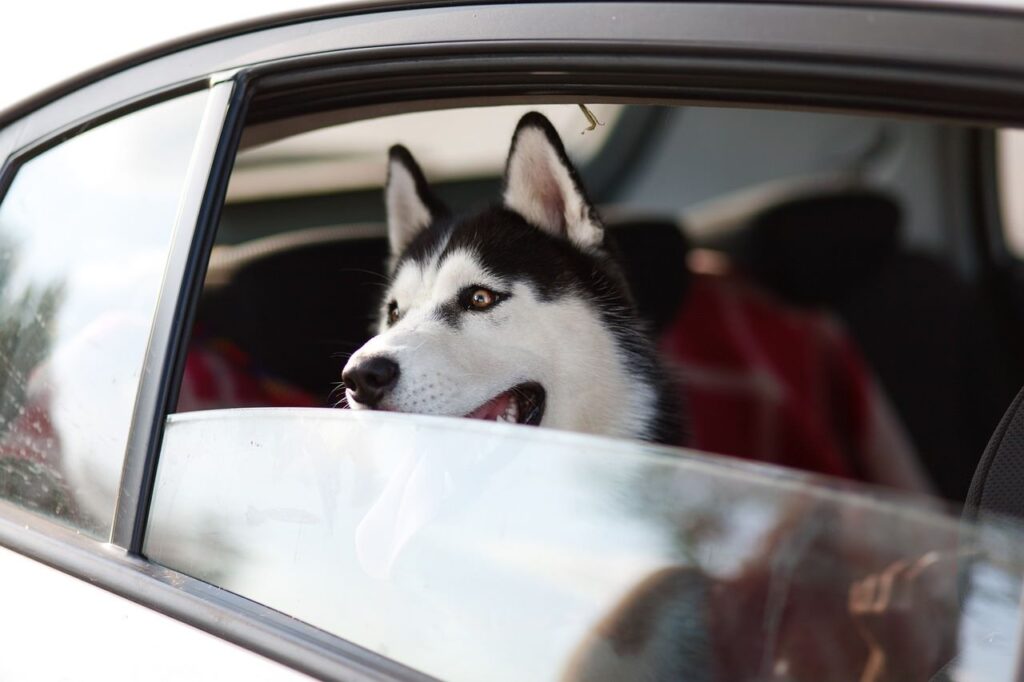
661, 272, 929, 492
176, 335, 319, 412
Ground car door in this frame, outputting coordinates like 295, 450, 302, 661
0, 78, 322, 678
4, 2, 1024, 681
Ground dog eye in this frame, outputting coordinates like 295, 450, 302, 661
387, 300, 400, 325
467, 287, 497, 311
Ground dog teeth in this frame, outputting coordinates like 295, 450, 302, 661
498, 399, 519, 423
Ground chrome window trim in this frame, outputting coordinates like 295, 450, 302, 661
112, 79, 237, 551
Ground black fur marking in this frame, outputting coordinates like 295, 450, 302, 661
386, 300, 400, 327
434, 300, 462, 328
388, 144, 450, 224
445, 207, 618, 301
392, 215, 454, 273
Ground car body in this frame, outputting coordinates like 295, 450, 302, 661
4, 1, 1024, 680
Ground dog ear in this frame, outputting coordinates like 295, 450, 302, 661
502, 112, 603, 249
385, 145, 448, 256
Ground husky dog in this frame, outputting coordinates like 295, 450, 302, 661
342, 112, 680, 444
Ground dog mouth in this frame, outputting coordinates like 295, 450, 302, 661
463, 382, 546, 426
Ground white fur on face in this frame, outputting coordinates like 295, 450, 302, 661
344, 249, 657, 441
386, 159, 433, 257
503, 127, 602, 249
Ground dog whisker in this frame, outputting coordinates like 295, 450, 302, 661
335, 267, 389, 283
327, 382, 347, 400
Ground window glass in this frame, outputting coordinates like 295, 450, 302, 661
998, 129, 1024, 259
0, 90, 210, 537
148, 409, 1024, 682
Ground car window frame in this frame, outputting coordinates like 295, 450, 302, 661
0, 74, 434, 681
4, 2, 1024, 680
0, 77, 235, 539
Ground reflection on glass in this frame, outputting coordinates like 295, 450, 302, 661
0, 91, 209, 537
148, 409, 1024, 682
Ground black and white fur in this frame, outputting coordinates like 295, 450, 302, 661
342, 112, 679, 444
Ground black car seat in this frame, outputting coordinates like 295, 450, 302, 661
923, 386, 1024, 682
193, 226, 389, 405
965, 384, 1024, 524
739, 190, 1019, 500
606, 218, 692, 336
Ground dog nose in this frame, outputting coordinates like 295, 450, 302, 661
343, 356, 400, 407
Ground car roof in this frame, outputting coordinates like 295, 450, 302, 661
3, 0, 1024, 131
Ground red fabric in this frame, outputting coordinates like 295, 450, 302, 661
176, 336, 318, 412
662, 273, 877, 481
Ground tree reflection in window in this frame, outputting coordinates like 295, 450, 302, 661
0, 233, 74, 522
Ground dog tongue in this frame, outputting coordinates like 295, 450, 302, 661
466, 391, 513, 421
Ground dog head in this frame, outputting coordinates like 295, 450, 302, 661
342, 112, 659, 439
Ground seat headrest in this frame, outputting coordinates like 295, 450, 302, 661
607, 219, 691, 335
197, 233, 389, 401
966, 385, 1024, 523
742, 190, 902, 306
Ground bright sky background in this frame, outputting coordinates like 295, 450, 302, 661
0, 1, 343, 115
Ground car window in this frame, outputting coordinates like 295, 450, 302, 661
147, 408, 1024, 682
155, 97, 1024, 679
0, 90, 210, 537
187, 102, 1021, 503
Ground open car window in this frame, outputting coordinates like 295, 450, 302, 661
148, 408, 1024, 681
182, 102, 1021, 501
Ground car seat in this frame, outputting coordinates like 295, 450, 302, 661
607, 218, 692, 335
965, 384, 1024, 524
613, 217, 929, 490
922, 386, 1024, 682
738, 190, 1019, 500
191, 226, 389, 406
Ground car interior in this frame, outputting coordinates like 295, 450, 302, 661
173, 101, 1024, 504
